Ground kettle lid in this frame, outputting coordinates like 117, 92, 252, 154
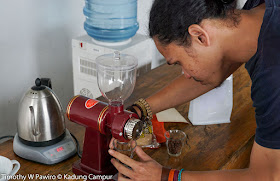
27, 78, 54, 98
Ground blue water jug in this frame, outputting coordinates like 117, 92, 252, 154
83, 0, 139, 42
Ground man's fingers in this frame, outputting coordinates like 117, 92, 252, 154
135, 146, 152, 161
109, 137, 115, 149
109, 149, 139, 169
118, 172, 131, 181
111, 158, 133, 179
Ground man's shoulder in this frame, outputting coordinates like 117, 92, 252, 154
246, 1, 280, 75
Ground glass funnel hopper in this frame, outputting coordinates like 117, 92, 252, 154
96, 51, 138, 106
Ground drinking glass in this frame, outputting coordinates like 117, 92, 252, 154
113, 139, 137, 158
164, 130, 186, 156
113, 139, 137, 178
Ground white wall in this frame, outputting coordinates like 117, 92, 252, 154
237, 0, 248, 9
0, 0, 157, 139
137, 0, 164, 68
137, 0, 153, 35
0, 0, 85, 138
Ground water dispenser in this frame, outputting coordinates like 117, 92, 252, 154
83, 0, 139, 43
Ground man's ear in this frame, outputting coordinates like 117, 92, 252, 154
188, 24, 210, 46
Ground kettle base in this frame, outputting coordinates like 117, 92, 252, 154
13, 129, 77, 165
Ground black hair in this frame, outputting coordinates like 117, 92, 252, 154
149, 0, 238, 46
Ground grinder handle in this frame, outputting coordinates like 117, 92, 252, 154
40, 78, 52, 89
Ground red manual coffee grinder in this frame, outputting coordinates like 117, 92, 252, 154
66, 51, 143, 177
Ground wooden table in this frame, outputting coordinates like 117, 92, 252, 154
0, 64, 255, 179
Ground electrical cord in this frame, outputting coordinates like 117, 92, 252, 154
0, 135, 14, 142
70, 132, 82, 158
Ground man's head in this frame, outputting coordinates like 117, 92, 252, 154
149, 0, 240, 86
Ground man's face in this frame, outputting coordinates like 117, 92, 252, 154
154, 38, 226, 87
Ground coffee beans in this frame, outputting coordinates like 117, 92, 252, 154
167, 139, 183, 155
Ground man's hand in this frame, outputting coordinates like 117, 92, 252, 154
108, 145, 162, 181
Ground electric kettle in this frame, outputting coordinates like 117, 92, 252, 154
17, 78, 65, 146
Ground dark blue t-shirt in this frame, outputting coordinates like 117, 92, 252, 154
245, 0, 280, 149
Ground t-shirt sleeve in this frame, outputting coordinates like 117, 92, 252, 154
252, 67, 280, 149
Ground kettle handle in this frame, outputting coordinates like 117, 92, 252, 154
29, 106, 40, 136
40, 78, 52, 89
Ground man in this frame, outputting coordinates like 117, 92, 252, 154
109, 0, 280, 180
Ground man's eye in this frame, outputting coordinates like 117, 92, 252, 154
174, 62, 180, 66
167, 61, 180, 66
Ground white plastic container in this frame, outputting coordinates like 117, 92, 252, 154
188, 75, 233, 125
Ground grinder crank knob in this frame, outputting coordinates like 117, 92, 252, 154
124, 118, 143, 140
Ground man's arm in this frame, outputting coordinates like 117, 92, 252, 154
146, 74, 214, 114
181, 141, 280, 181
108, 141, 280, 181
146, 63, 242, 114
